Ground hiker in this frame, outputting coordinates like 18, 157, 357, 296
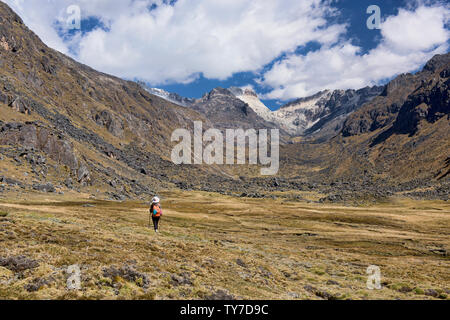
150, 196, 162, 233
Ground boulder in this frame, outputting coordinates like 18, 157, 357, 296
33, 183, 56, 193
77, 164, 90, 183
94, 110, 124, 138
9, 97, 31, 114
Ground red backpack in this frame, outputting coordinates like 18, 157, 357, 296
152, 204, 162, 217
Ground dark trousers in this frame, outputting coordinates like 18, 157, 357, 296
152, 216, 160, 231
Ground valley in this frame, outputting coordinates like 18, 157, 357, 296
0, 190, 448, 300
0, 0, 448, 203
0, 0, 448, 301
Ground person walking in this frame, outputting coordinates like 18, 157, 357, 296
150, 196, 162, 233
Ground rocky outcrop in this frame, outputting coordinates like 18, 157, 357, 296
94, 110, 124, 138
392, 68, 449, 135
342, 54, 450, 138
303, 86, 384, 139
41, 56, 56, 75
0, 122, 90, 183
342, 73, 419, 137
0, 84, 33, 114
230, 86, 383, 137
189, 87, 278, 131
9, 96, 31, 114
33, 183, 56, 193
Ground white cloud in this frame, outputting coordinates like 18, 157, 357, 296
76, 0, 346, 84
4, 0, 70, 53
261, 4, 450, 100
3, 0, 346, 85
3, 0, 449, 100
382, 5, 449, 53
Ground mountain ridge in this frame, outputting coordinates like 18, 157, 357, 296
145, 85, 384, 137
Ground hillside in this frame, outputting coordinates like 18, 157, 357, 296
340, 53, 450, 183
280, 53, 449, 201
0, 1, 244, 200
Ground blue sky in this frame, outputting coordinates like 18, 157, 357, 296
5, 0, 450, 110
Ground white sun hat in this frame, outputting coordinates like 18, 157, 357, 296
152, 196, 160, 204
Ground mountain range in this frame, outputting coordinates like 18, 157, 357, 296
145, 84, 385, 139
0, 1, 448, 202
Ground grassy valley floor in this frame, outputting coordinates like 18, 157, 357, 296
0, 190, 449, 300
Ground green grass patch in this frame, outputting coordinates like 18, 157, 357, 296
414, 287, 425, 295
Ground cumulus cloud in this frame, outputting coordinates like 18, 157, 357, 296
5, 0, 70, 53
261, 4, 450, 100
3, 0, 449, 99
77, 0, 346, 84
3, 0, 346, 85
4, 0, 157, 53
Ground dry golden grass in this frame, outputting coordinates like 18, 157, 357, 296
0, 190, 448, 300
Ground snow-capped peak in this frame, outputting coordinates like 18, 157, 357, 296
144, 87, 195, 107
229, 87, 275, 121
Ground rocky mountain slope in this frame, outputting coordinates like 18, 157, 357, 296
145, 85, 280, 132
339, 53, 450, 183
238, 86, 383, 138
148, 84, 383, 139
343, 54, 450, 139
229, 87, 277, 123
303, 86, 384, 140
0, 1, 230, 200
280, 53, 449, 200
189, 87, 280, 131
